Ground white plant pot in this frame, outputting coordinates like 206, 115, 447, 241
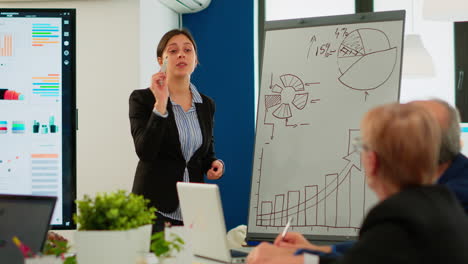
158, 256, 177, 264
136, 224, 152, 254
25, 256, 62, 264
75, 225, 151, 264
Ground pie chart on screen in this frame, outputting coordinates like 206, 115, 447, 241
337, 28, 397, 91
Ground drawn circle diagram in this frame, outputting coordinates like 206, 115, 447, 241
265, 74, 309, 119
337, 28, 397, 91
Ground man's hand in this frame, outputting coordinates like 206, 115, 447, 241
247, 242, 303, 264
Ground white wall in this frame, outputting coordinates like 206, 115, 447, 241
0, 0, 178, 241
266, 0, 354, 20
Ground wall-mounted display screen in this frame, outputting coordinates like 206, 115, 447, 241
0, 8, 76, 229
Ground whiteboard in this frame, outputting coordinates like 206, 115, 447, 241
247, 11, 405, 242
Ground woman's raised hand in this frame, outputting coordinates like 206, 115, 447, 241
150, 71, 169, 115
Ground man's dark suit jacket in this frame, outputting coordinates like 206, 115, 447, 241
323, 185, 468, 264
437, 153, 468, 214
129, 88, 217, 213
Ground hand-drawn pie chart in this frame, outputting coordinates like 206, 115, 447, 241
337, 28, 397, 91
265, 74, 309, 119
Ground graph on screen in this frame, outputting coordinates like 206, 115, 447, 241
0, 33, 13, 56
0, 9, 76, 229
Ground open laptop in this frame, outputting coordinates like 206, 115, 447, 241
0, 194, 57, 264
177, 182, 248, 263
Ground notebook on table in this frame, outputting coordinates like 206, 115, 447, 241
177, 182, 248, 263
0, 194, 57, 264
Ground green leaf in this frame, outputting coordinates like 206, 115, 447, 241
150, 231, 185, 257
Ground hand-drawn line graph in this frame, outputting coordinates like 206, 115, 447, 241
264, 73, 320, 140
253, 129, 370, 231
337, 28, 397, 100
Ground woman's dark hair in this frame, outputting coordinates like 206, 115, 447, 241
156, 28, 198, 58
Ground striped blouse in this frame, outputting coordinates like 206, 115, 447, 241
154, 84, 203, 221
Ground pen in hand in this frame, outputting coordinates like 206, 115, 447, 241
281, 216, 294, 241
158, 57, 168, 86
160, 56, 168, 73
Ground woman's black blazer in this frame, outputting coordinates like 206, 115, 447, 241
129, 88, 217, 213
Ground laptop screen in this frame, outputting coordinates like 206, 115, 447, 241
0, 194, 56, 264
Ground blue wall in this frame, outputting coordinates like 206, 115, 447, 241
184, 1, 255, 230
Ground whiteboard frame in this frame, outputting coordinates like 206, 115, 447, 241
248, 10, 405, 243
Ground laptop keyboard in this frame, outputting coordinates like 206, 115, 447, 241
230, 249, 249, 258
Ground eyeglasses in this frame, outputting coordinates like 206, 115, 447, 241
352, 136, 369, 153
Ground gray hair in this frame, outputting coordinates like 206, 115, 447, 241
433, 99, 461, 164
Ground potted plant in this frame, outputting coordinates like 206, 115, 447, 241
42, 232, 76, 264
150, 230, 184, 264
74, 190, 156, 264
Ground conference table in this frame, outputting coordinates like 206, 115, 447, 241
145, 253, 247, 264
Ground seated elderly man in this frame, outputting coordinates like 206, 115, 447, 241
247, 102, 468, 264
411, 99, 468, 213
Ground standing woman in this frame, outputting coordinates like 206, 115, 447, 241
129, 29, 224, 232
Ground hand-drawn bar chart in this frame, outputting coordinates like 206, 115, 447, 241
254, 129, 369, 232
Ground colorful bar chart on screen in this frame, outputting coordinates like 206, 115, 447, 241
32, 24, 59, 47
32, 115, 58, 134
0, 121, 7, 134
12, 120, 25, 134
0, 88, 24, 100
0, 120, 28, 134
31, 153, 59, 196
0, 33, 13, 56
32, 74, 60, 98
